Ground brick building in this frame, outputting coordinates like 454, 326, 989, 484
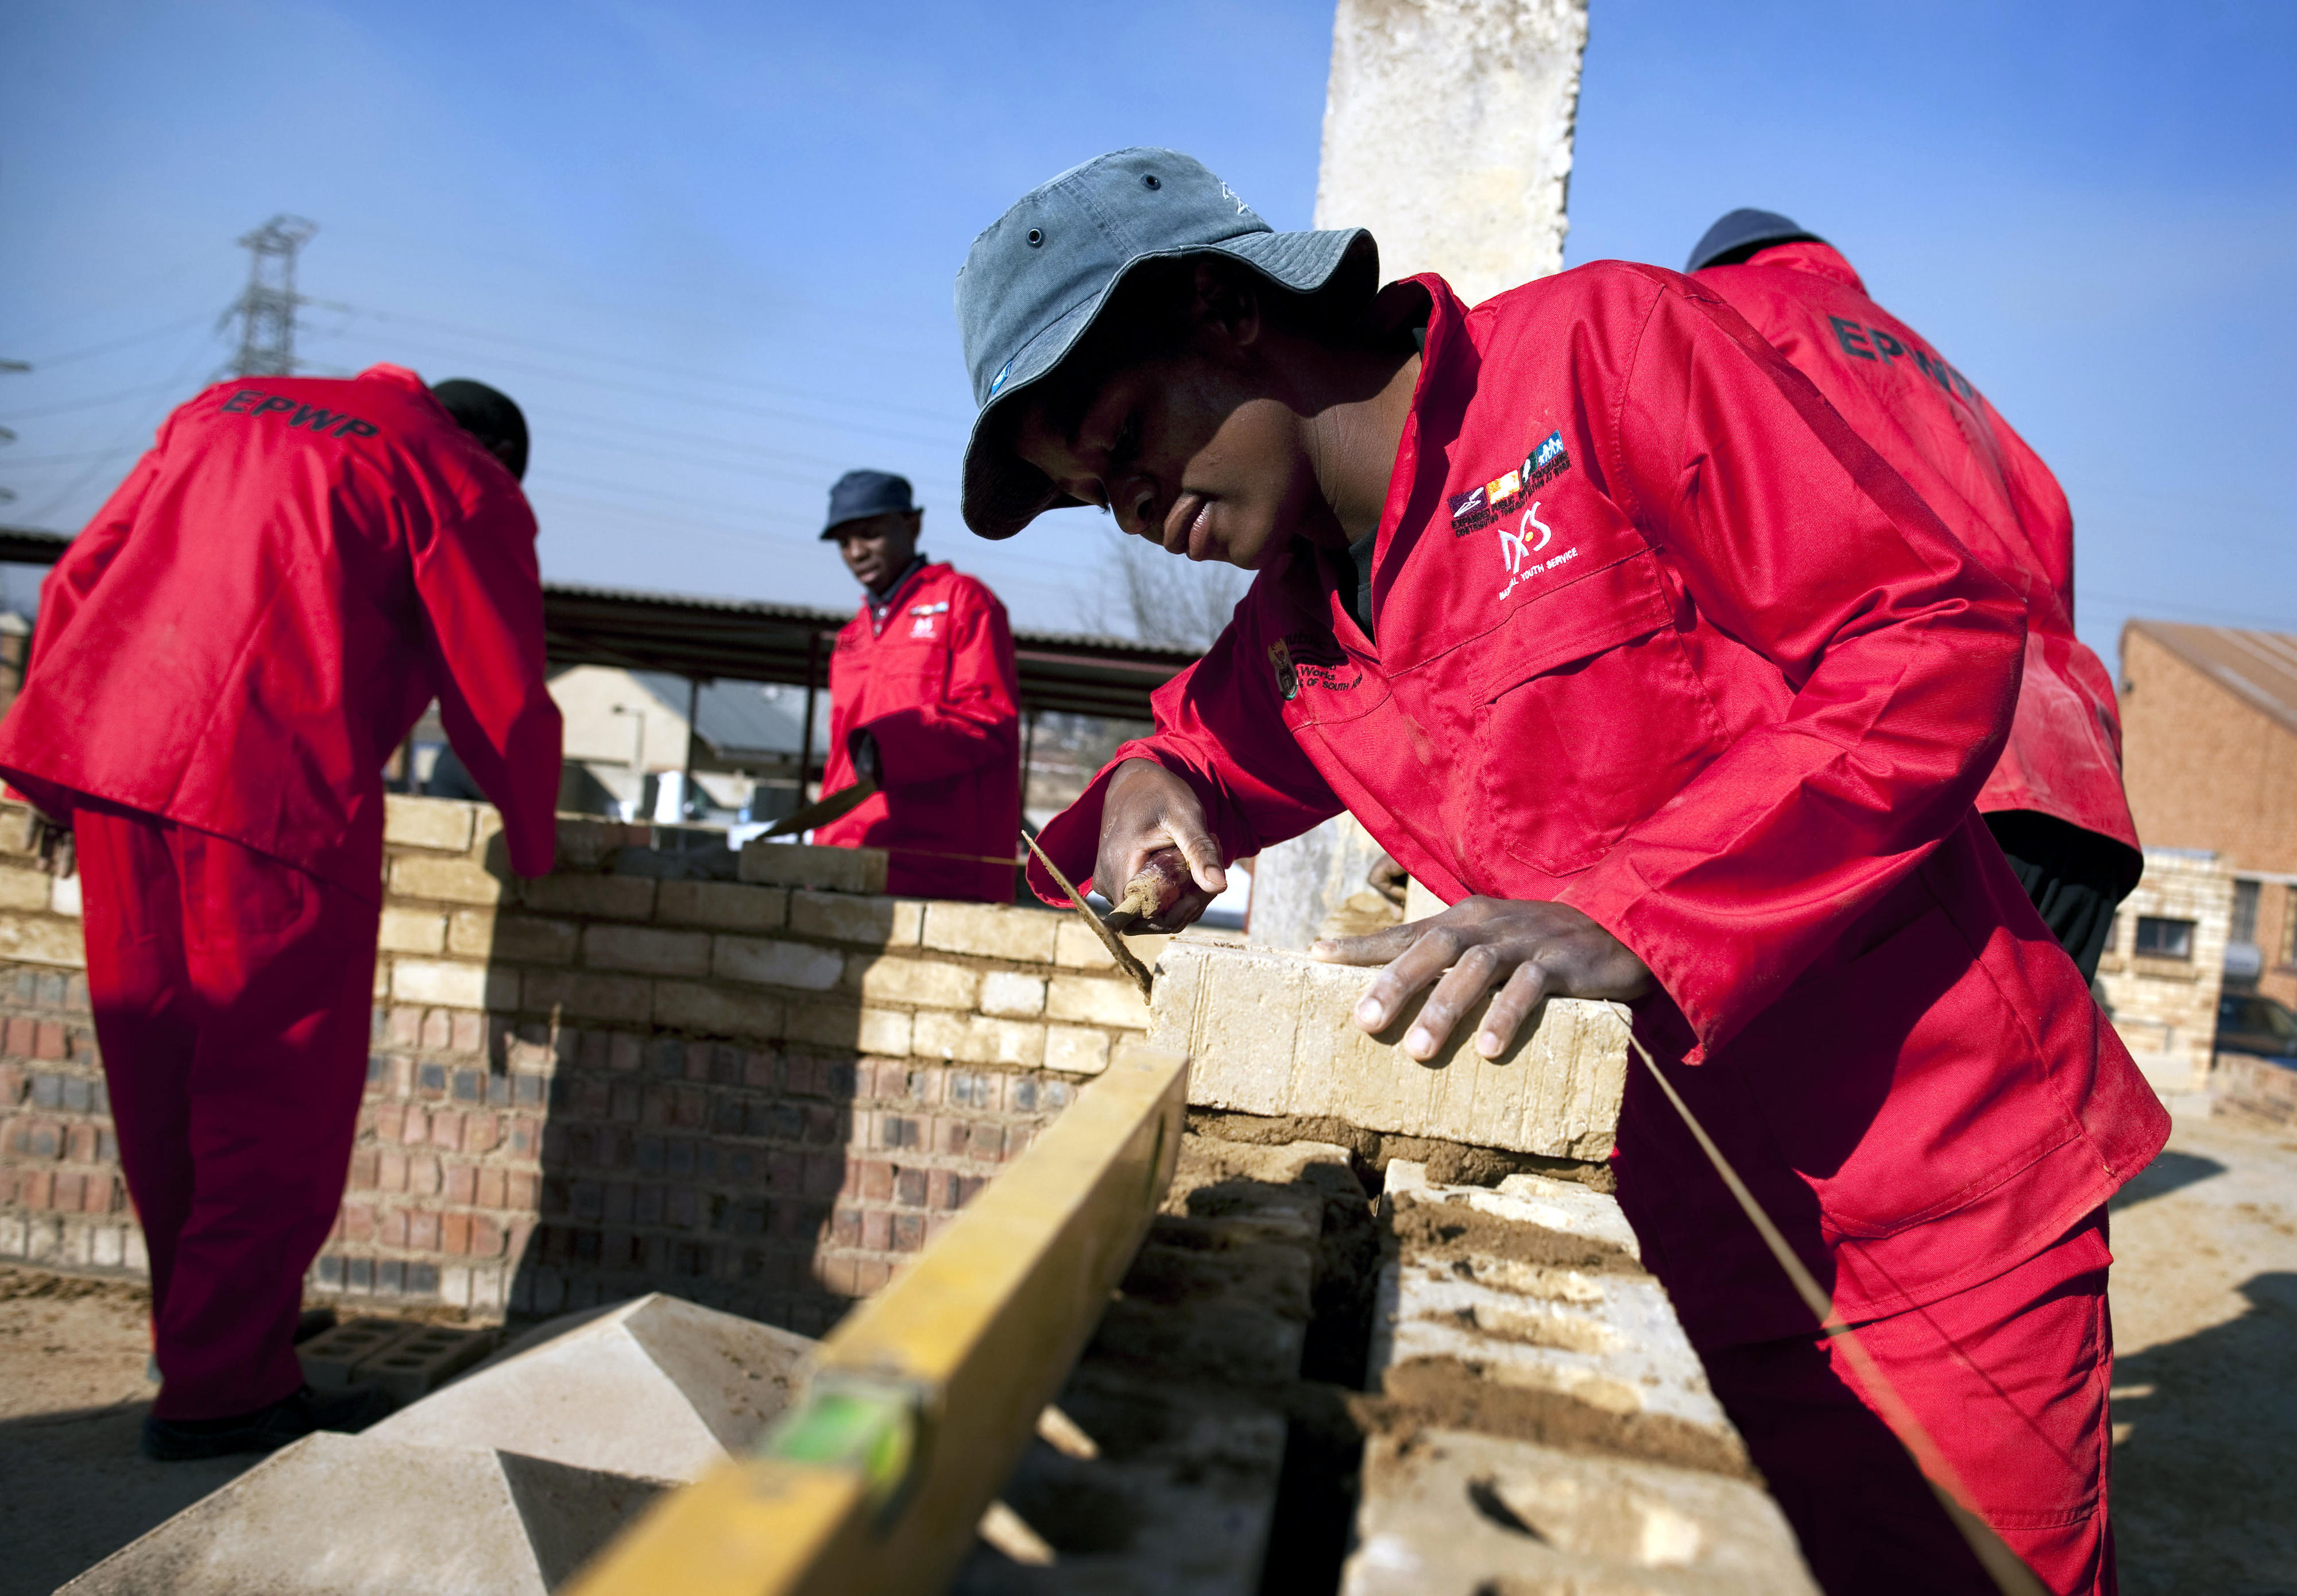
2119, 621, 2297, 1011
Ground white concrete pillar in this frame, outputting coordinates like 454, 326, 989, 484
1314, 0, 1589, 307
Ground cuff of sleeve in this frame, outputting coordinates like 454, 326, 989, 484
1556, 864, 1723, 1068
1025, 741, 1215, 906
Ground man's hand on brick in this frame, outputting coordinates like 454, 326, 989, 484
1313, 898, 1650, 1062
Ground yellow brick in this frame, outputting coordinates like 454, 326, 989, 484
1043, 1026, 1112, 1075
1045, 973, 1153, 1029
378, 907, 447, 954
782, 999, 911, 1055
652, 981, 788, 1041
522, 874, 656, 920
391, 958, 492, 1010
582, 924, 711, 976
788, 891, 923, 949
0, 867, 51, 913
382, 794, 476, 852
738, 842, 888, 895
844, 955, 979, 1010
455, 911, 580, 965
655, 879, 788, 932
714, 936, 844, 991
979, 970, 1047, 1017
389, 855, 510, 906
521, 969, 652, 1024
908, 1012, 1044, 1067
922, 902, 1057, 963
0, 913, 83, 968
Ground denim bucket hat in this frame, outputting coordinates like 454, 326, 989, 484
954, 148, 1375, 539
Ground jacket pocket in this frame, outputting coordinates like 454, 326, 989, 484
1470, 552, 1724, 876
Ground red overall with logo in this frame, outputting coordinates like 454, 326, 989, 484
813, 561, 1022, 902
1696, 240, 2140, 880
1031, 268, 2165, 1593
0, 365, 561, 1419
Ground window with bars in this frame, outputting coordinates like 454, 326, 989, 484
2135, 916, 2196, 961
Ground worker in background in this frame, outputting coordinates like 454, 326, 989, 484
1689, 208, 2141, 980
0, 368, 562, 1460
960, 149, 2165, 1594
812, 469, 1021, 902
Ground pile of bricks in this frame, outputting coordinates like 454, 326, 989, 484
0, 795, 1155, 1334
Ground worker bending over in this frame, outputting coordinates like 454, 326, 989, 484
1689, 208, 2141, 980
813, 469, 1021, 902
956, 150, 2164, 1594
0, 369, 563, 1460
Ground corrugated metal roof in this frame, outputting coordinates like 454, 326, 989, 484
2126, 620, 2297, 739
631, 671, 811, 760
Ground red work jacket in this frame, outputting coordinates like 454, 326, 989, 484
1034, 268, 2167, 1347
0, 365, 562, 896
813, 560, 1021, 902
1697, 242, 2140, 885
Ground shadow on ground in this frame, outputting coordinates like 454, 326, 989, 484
2107, 1148, 2227, 1213
0, 1399, 258, 1595
2113, 1270, 2297, 1595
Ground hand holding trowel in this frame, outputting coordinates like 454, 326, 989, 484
1019, 834, 1195, 1003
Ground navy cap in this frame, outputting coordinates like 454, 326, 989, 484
954, 148, 1375, 540
1685, 208, 1824, 273
430, 378, 528, 482
822, 469, 918, 538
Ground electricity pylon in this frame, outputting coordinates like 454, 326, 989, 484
223, 215, 318, 378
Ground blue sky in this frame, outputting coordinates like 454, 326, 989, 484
3, 0, 2291, 665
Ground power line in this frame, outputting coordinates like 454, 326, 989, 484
14, 312, 214, 373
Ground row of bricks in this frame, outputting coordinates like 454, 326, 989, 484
0, 1018, 94, 1064
541, 1108, 1037, 1174
540, 1058, 1077, 1120
1, 1068, 109, 1116
0, 967, 90, 1014
5, 1117, 117, 1164
509, 1267, 847, 1335
3, 1167, 125, 1214
367, 1056, 548, 1108
357, 1104, 539, 1158
346, 1150, 540, 1208
539, 1168, 984, 1234
310, 1254, 443, 1299
527, 1223, 934, 1296
333, 1201, 523, 1258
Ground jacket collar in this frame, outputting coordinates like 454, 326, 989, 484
1742, 239, 1867, 295
865, 556, 934, 630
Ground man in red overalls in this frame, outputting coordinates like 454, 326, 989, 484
0, 369, 563, 1459
953, 150, 2167, 1593
810, 469, 1020, 902
1688, 210, 2141, 980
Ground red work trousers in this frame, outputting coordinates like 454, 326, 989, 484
75, 802, 378, 1420
1700, 1209, 2116, 1596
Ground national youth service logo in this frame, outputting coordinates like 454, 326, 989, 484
908, 599, 949, 639
1449, 429, 1573, 536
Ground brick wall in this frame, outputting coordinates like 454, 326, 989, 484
0, 796, 1155, 1334
2121, 626, 2297, 875
2095, 849, 2234, 1091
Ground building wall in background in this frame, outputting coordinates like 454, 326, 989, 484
2095, 849, 2234, 1095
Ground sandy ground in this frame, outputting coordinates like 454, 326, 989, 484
0, 1109, 2289, 1595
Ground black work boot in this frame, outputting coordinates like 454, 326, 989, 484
141, 1384, 395, 1462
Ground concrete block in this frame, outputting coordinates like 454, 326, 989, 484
520, 969, 653, 1025
789, 890, 922, 948
388, 855, 509, 906
846, 954, 979, 1010
0, 864, 51, 911
581, 923, 711, 976
57, 1432, 667, 1596
384, 794, 477, 852
377, 908, 447, 954
1343, 1428, 1818, 1596
922, 902, 1058, 963
714, 935, 844, 991
355, 1324, 499, 1404
979, 970, 1047, 1018
371, 1293, 814, 1482
655, 879, 787, 932
298, 1317, 422, 1390
0, 913, 84, 968
911, 1012, 1046, 1068
738, 841, 887, 896
1046, 974, 1153, 1030
651, 981, 787, 1042
1042, 1026, 1111, 1075
1149, 942, 1625, 1160
521, 874, 656, 921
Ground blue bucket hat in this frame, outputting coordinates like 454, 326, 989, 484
1685, 208, 1824, 273
954, 148, 1375, 539
822, 469, 918, 538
